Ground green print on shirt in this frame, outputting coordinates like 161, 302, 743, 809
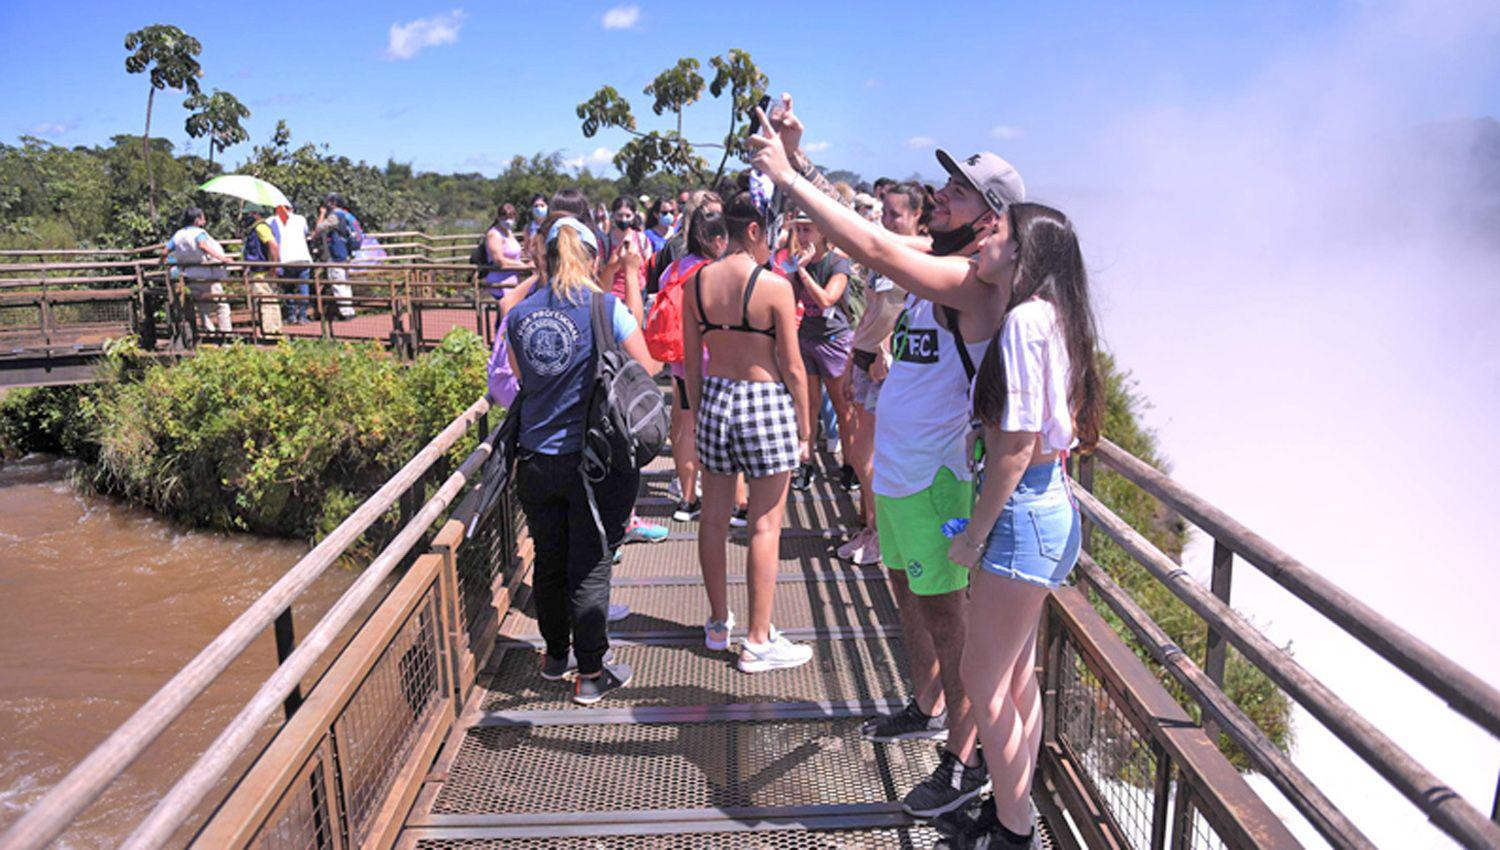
906, 559, 924, 578
891, 309, 940, 365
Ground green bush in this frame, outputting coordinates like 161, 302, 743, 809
1, 330, 487, 540
1090, 352, 1293, 768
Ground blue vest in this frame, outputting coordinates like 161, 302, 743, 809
508, 287, 617, 454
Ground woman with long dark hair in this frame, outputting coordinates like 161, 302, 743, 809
944, 203, 1103, 847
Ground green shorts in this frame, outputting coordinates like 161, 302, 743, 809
875, 466, 973, 597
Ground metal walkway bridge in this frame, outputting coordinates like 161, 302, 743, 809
1, 244, 1498, 847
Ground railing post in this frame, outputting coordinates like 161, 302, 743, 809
273, 607, 304, 719
1151, 750, 1172, 850
1170, 780, 1194, 850
1492, 766, 1499, 824
1077, 452, 1095, 554
1202, 539, 1234, 743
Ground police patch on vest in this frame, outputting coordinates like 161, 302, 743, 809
518, 310, 578, 376
894, 328, 940, 364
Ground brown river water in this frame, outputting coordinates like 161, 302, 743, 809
0, 456, 361, 849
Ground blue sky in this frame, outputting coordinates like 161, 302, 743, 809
7, 0, 1490, 190
6, 2, 1500, 846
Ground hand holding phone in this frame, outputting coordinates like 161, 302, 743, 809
747, 94, 773, 136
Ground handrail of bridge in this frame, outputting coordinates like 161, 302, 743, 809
0, 396, 492, 850
1073, 441, 1500, 848
1092, 440, 1500, 733
120, 403, 496, 849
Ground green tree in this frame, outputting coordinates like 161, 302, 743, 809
123, 24, 203, 225
577, 50, 768, 188
184, 89, 250, 167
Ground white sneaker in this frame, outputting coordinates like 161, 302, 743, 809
836, 527, 871, 560
705, 611, 736, 651
738, 627, 814, 673
667, 477, 683, 501
852, 532, 882, 566
608, 603, 630, 623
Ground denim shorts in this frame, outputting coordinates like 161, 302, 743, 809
979, 461, 1081, 589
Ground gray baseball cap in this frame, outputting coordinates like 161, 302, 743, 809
935, 149, 1026, 215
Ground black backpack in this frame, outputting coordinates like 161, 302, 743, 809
580, 293, 669, 480
469, 230, 490, 268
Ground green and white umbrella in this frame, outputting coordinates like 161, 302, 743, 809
198, 174, 291, 209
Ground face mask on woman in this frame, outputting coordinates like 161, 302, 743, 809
614, 215, 634, 230
533, 204, 548, 220
502, 218, 516, 231
658, 213, 674, 228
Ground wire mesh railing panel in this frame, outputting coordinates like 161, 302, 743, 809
1055, 638, 1160, 850
332, 587, 445, 847
48, 298, 132, 327
247, 748, 336, 850
0, 301, 42, 333
1184, 791, 1231, 850
455, 486, 517, 648
413, 829, 945, 849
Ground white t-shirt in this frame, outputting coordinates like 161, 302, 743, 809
272, 214, 313, 264
872, 296, 989, 498
995, 299, 1075, 451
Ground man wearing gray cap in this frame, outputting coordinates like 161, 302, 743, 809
749, 94, 1024, 820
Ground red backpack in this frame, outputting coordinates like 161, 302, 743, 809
643, 256, 710, 363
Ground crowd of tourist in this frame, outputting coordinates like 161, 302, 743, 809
482, 94, 1100, 849
165, 193, 366, 332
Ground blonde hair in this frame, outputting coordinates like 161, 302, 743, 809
545, 221, 601, 303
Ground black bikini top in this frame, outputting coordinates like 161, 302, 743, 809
693, 265, 776, 337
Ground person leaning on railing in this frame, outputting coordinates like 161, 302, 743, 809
166, 206, 233, 333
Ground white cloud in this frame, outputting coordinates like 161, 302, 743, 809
565, 146, 616, 171
601, 4, 641, 29
989, 124, 1023, 140
863, 78, 880, 89
803, 141, 831, 154
904, 135, 936, 149
385, 10, 467, 60
25, 121, 75, 138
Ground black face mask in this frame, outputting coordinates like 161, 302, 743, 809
928, 215, 983, 257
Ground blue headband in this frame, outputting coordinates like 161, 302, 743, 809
546, 217, 598, 253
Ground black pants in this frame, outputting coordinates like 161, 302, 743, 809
515, 451, 638, 675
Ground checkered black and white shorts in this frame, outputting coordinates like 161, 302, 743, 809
696, 376, 801, 479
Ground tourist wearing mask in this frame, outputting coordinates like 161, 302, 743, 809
750, 95, 1024, 820
482, 202, 525, 299
506, 216, 655, 705
683, 190, 812, 673
600, 197, 654, 320
525, 194, 548, 240
644, 197, 678, 254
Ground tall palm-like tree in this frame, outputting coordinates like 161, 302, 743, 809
124, 24, 203, 225
184, 90, 251, 168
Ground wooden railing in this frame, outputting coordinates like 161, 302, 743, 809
1066, 442, 1500, 848
0, 396, 517, 850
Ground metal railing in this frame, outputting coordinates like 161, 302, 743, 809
0, 394, 520, 850
1068, 441, 1500, 848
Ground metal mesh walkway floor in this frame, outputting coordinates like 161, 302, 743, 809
397, 453, 1008, 848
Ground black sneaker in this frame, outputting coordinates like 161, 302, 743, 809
839, 463, 859, 491
790, 463, 814, 491
573, 661, 634, 705
540, 647, 614, 681
903, 749, 991, 818
672, 499, 701, 522
932, 795, 995, 839
539, 649, 575, 681
861, 698, 948, 742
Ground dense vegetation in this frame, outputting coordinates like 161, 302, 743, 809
0, 330, 487, 539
